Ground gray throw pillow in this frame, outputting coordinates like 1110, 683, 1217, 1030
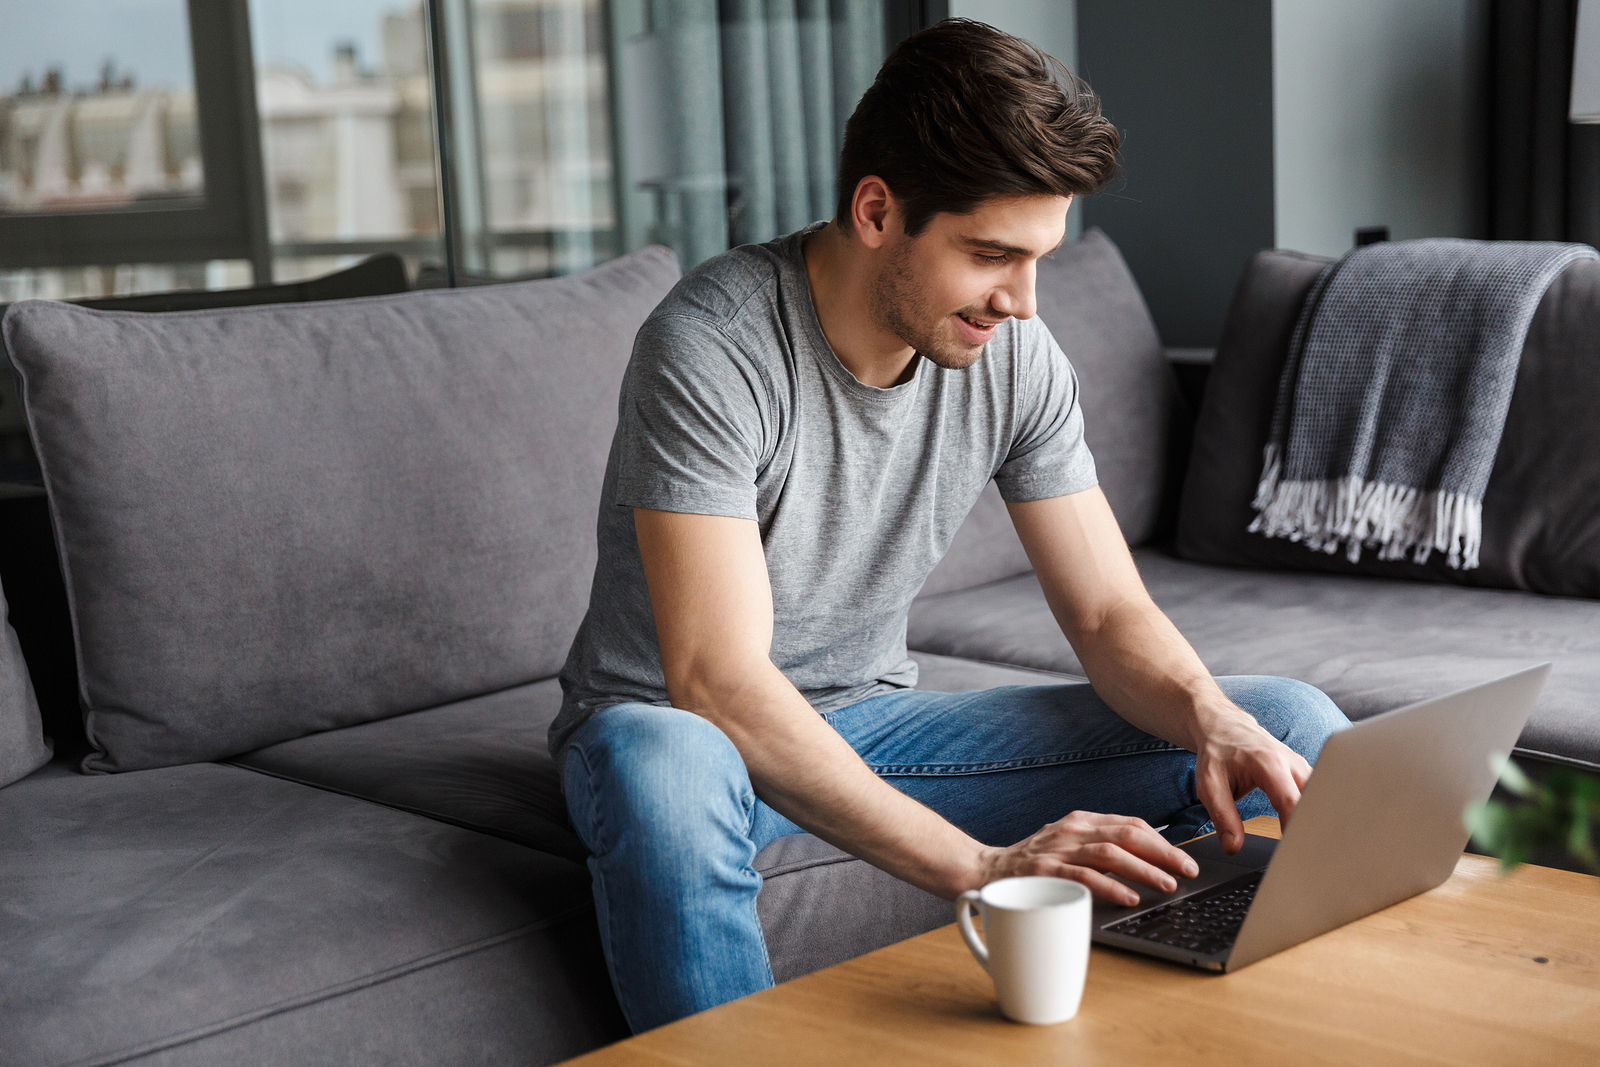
1177, 249, 1600, 599
1, 581, 51, 787
3, 246, 680, 772
920, 227, 1177, 598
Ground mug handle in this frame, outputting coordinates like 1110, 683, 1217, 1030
956, 889, 988, 970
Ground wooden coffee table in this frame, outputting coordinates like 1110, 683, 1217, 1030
563, 817, 1600, 1066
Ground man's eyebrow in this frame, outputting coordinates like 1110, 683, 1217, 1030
958, 234, 1066, 257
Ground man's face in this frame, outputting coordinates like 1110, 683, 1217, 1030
868, 194, 1071, 370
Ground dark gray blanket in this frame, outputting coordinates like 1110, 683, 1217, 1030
1249, 238, 1596, 569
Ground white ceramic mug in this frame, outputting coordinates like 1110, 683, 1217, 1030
956, 875, 1091, 1025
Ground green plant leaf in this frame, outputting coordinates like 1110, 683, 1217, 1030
1466, 760, 1600, 875
1491, 752, 1535, 797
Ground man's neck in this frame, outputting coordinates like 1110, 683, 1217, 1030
802, 222, 919, 389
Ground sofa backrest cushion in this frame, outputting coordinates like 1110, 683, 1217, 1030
2, 246, 680, 772
0, 577, 51, 786
1177, 248, 1600, 599
920, 227, 1176, 598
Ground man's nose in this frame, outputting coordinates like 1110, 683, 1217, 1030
991, 264, 1038, 321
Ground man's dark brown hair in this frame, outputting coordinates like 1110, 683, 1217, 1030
835, 18, 1120, 237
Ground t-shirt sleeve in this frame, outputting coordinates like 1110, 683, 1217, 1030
992, 320, 1099, 503
611, 312, 769, 520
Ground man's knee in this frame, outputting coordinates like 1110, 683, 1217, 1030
1217, 676, 1351, 764
564, 704, 752, 845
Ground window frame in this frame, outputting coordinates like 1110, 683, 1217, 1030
0, 0, 271, 280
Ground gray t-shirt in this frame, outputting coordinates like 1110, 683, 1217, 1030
550, 226, 1097, 756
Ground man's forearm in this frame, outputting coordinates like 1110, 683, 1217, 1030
1006, 490, 1246, 748
1067, 596, 1247, 752
673, 662, 989, 899
637, 507, 988, 898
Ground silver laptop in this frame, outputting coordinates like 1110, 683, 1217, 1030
1091, 664, 1550, 972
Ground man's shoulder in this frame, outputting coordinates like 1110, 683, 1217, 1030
648, 238, 793, 339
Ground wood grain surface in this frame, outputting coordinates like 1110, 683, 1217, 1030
563, 818, 1600, 1066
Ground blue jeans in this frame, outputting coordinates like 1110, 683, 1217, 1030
562, 676, 1348, 1032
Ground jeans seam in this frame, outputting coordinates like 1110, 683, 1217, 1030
744, 792, 778, 988
866, 739, 1185, 777
568, 741, 644, 1034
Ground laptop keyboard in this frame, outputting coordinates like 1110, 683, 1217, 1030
1104, 871, 1264, 956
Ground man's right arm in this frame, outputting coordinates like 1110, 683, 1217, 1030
634, 506, 1199, 904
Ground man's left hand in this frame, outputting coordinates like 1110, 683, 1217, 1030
1193, 705, 1312, 854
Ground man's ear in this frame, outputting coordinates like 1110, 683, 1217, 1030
850, 176, 898, 250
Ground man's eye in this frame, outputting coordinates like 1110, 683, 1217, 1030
978, 254, 1008, 264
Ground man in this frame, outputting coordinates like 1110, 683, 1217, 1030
551, 19, 1348, 1032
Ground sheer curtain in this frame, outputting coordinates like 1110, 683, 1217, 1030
613, 0, 885, 269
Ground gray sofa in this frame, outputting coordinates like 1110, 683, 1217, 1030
1, 230, 1595, 1066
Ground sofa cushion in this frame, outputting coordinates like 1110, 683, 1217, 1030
916, 482, 1034, 598
232, 652, 1084, 986
233, 679, 584, 861
909, 648, 1086, 691
1, 246, 681, 772
0, 575, 50, 788
0, 760, 627, 1067
920, 228, 1179, 599
1177, 249, 1600, 599
907, 548, 1600, 771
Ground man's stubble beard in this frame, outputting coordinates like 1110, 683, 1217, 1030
868, 241, 988, 371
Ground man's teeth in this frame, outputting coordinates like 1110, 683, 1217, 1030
960, 314, 994, 329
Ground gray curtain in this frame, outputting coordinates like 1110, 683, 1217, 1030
655, 0, 733, 268
648, 0, 882, 266
1491, 0, 1600, 245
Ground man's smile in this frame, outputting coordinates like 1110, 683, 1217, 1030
953, 310, 1004, 344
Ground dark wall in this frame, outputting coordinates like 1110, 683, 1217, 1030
1077, 0, 1275, 348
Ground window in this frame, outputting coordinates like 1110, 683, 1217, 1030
0, 0, 935, 478
1, 1, 205, 215
248, 1, 444, 281
0, 0, 269, 278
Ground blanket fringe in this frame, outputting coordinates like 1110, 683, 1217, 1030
1249, 444, 1482, 569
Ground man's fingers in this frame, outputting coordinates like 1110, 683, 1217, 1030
1197, 763, 1246, 854
1056, 865, 1143, 907
1047, 813, 1198, 879
1290, 754, 1312, 789
1257, 760, 1304, 831
1098, 819, 1199, 879
1074, 841, 1185, 894
998, 815, 1201, 902
1281, 756, 1313, 828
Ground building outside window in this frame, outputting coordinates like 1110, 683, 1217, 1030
0, 0, 229, 302
250, 0, 444, 281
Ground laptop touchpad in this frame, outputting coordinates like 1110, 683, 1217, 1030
1093, 832, 1279, 922
1184, 832, 1278, 870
